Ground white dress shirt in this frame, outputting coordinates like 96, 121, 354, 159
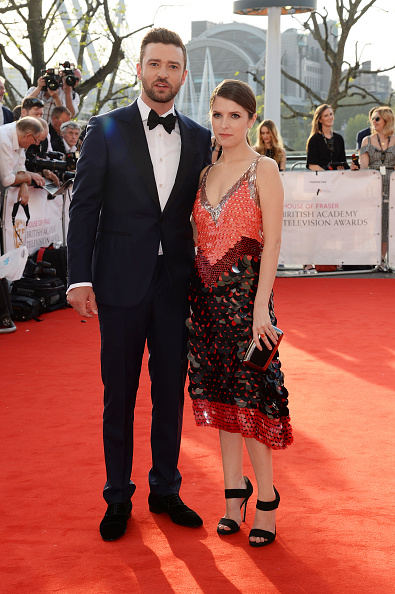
61, 139, 76, 153
137, 95, 181, 255
67, 96, 181, 292
137, 95, 181, 212
0, 121, 26, 189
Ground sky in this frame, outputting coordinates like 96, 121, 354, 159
126, 1, 395, 83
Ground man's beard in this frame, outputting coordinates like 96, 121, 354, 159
141, 76, 182, 104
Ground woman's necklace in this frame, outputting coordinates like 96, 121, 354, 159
321, 130, 334, 154
377, 134, 390, 151
376, 134, 392, 174
265, 146, 274, 159
377, 134, 391, 166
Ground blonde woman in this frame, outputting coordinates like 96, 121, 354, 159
254, 119, 286, 170
360, 106, 395, 260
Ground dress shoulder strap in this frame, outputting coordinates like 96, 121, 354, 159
200, 163, 215, 190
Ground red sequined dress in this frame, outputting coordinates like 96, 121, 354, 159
187, 156, 293, 449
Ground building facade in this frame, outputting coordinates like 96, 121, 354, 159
179, 20, 392, 128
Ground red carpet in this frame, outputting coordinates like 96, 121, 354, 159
1, 278, 394, 593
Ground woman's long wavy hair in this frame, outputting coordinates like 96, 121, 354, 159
254, 119, 284, 165
306, 104, 333, 150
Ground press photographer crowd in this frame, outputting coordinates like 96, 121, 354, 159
0, 60, 394, 334
0, 63, 81, 333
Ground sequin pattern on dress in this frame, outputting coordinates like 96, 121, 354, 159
187, 157, 293, 449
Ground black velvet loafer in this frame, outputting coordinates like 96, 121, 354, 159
148, 493, 203, 527
99, 501, 132, 541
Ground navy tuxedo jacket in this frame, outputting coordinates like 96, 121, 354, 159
67, 100, 212, 307
2, 105, 13, 124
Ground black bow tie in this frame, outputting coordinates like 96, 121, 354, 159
147, 109, 176, 134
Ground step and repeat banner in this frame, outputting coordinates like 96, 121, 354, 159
2, 186, 71, 255
279, 170, 382, 266
388, 172, 395, 270
0, 171, 389, 267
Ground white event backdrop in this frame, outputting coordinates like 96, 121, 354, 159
279, 170, 382, 266
1, 170, 388, 267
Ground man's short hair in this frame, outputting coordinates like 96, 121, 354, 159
16, 116, 44, 135
139, 28, 187, 71
21, 96, 45, 111
52, 105, 71, 119
60, 121, 81, 133
13, 105, 22, 121
37, 117, 48, 134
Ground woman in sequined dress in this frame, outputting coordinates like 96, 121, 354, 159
360, 106, 395, 263
254, 119, 286, 171
187, 80, 293, 547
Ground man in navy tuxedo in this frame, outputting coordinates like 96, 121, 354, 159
67, 28, 212, 541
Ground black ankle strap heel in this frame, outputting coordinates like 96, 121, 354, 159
217, 476, 253, 535
249, 486, 280, 547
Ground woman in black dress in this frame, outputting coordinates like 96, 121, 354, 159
306, 104, 349, 171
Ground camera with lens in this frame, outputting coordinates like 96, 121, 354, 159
41, 67, 61, 92
60, 61, 78, 87
24, 258, 56, 279
25, 150, 77, 184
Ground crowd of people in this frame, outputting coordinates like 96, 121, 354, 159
0, 25, 394, 559
0, 66, 82, 206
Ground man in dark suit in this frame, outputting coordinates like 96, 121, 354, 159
356, 107, 378, 150
0, 77, 14, 125
49, 105, 71, 148
67, 28, 212, 541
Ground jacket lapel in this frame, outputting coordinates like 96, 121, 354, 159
163, 111, 199, 213
116, 102, 161, 212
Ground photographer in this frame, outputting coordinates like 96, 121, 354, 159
25, 62, 81, 122
49, 106, 71, 147
19, 99, 59, 187
0, 117, 44, 204
25, 118, 60, 188
52, 121, 81, 154
25, 122, 77, 187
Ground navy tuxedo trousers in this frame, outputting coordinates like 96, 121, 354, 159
98, 256, 189, 504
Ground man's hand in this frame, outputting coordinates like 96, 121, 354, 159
36, 76, 47, 91
67, 286, 98, 318
43, 169, 60, 186
62, 79, 72, 95
30, 172, 46, 188
18, 183, 30, 205
47, 87, 61, 105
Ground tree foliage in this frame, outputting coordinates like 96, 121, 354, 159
344, 112, 370, 148
248, 0, 394, 126
0, 0, 152, 116
281, 0, 395, 118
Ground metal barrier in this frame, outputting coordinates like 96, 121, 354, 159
1, 171, 393, 273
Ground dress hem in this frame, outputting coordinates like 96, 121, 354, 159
192, 399, 293, 450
